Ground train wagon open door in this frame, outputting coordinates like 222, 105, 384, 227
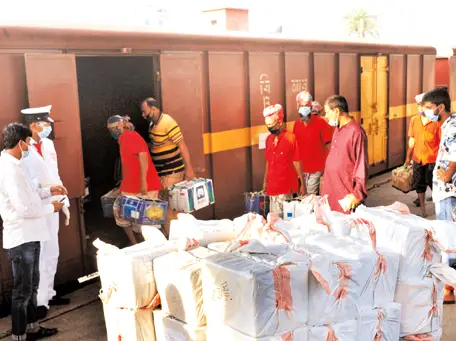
361, 56, 388, 174
24, 53, 87, 282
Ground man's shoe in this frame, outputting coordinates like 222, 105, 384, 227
49, 297, 70, 306
27, 327, 58, 340
413, 198, 420, 207
426, 197, 433, 202
36, 306, 48, 320
444, 285, 455, 304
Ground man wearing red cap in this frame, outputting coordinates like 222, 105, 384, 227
263, 104, 305, 217
293, 91, 333, 195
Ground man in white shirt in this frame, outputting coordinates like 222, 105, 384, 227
0, 123, 65, 341
21, 105, 71, 318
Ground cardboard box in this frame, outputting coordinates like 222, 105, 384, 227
101, 187, 120, 218
169, 179, 215, 213
120, 196, 168, 225
392, 165, 414, 193
244, 192, 269, 218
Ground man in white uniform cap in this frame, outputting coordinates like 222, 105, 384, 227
21, 105, 71, 319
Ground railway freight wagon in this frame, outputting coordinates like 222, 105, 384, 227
435, 49, 456, 113
0, 25, 449, 296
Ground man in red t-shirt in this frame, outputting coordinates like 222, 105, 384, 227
293, 91, 334, 195
107, 115, 162, 244
263, 104, 305, 218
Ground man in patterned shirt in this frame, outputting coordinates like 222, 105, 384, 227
422, 87, 456, 304
141, 98, 195, 238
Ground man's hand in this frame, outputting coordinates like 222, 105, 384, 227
140, 180, 148, 196
186, 167, 196, 181
51, 185, 68, 196
437, 168, 451, 183
52, 201, 64, 213
404, 158, 412, 166
299, 185, 307, 197
343, 194, 361, 212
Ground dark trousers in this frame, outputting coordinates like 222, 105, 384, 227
6, 242, 40, 340
413, 162, 435, 194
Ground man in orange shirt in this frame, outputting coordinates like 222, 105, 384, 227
293, 91, 333, 195
405, 93, 441, 217
263, 104, 305, 217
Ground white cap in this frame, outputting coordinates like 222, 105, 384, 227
415, 93, 425, 105
21, 105, 54, 122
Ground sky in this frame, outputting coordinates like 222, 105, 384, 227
1, 0, 455, 52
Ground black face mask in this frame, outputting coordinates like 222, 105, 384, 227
267, 126, 281, 135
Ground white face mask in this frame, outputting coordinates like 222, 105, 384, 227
424, 108, 439, 122
327, 110, 339, 127
38, 126, 52, 139
299, 106, 311, 117
19, 143, 30, 159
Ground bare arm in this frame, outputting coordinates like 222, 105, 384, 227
138, 152, 149, 194
263, 162, 268, 192
293, 161, 306, 195
178, 140, 195, 179
405, 137, 415, 165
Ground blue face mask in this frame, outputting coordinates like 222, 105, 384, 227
299, 106, 311, 118
424, 108, 439, 122
19, 144, 29, 159
38, 126, 52, 139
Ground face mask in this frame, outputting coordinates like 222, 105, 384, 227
267, 124, 281, 135
19, 143, 29, 159
424, 108, 439, 122
38, 126, 52, 139
299, 106, 311, 118
110, 131, 121, 140
328, 119, 339, 127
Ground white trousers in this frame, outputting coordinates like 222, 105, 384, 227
37, 212, 59, 308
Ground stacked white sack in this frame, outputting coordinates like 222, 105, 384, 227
359, 303, 401, 341
202, 249, 309, 338
169, 213, 241, 246
206, 325, 309, 341
103, 304, 156, 341
400, 328, 442, 341
395, 276, 444, 337
94, 238, 172, 309
153, 246, 218, 327
292, 243, 361, 325
153, 309, 206, 341
299, 233, 400, 307
349, 206, 441, 279
308, 320, 358, 341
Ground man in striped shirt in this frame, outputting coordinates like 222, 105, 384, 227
141, 98, 195, 237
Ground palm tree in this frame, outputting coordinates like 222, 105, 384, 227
344, 9, 379, 40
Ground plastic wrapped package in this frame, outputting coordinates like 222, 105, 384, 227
95, 239, 174, 309
153, 309, 206, 341
206, 325, 308, 341
103, 304, 155, 341
395, 276, 444, 336
153, 247, 218, 327
350, 207, 441, 280
359, 303, 401, 341
169, 214, 240, 246
401, 328, 442, 341
308, 320, 358, 341
300, 233, 399, 308
292, 243, 362, 325
235, 213, 292, 245
202, 251, 309, 338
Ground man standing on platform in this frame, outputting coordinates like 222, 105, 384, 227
293, 91, 333, 195
322, 95, 368, 213
140, 98, 195, 238
21, 105, 71, 319
405, 93, 441, 217
0, 123, 63, 341
263, 104, 305, 218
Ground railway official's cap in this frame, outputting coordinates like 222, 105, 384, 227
21, 105, 54, 123
296, 91, 313, 106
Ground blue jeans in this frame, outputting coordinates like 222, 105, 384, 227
436, 197, 456, 267
6, 242, 40, 340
